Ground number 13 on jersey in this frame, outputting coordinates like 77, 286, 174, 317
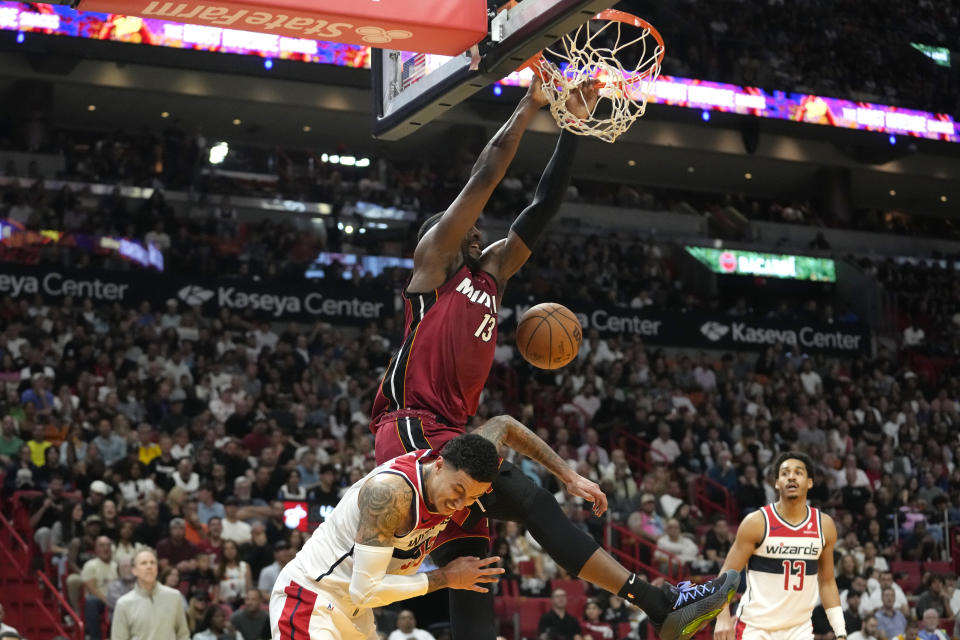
474, 314, 496, 342
782, 560, 805, 591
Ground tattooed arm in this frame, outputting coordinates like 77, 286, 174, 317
348, 474, 503, 607
474, 415, 609, 516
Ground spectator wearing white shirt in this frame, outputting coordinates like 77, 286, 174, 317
570, 384, 601, 420
209, 388, 237, 423
650, 422, 681, 465
172, 459, 200, 494
576, 428, 609, 467
653, 518, 699, 570
903, 323, 925, 348
799, 359, 822, 396
388, 610, 437, 640
834, 455, 870, 489
221, 497, 252, 545
693, 355, 717, 391
848, 615, 881, 640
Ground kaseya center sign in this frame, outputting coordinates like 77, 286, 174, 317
0, 264, 392, 324
499, 303, 869, 355
686, 246, 837, 282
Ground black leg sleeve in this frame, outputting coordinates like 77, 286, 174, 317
482, 461, 599, 576
431, 537, 498, 640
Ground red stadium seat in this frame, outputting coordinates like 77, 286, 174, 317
516, 597, 550, 640
517, 560, 536, 576
923, 562, 952, 575
891, 561, 922, 576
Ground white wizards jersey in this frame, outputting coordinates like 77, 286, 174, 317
286, 449, 453, 607
736, 504, 824, 629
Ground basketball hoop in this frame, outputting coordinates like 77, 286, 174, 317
528, 9, 665, 143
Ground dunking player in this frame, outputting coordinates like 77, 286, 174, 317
714, 451, 845, 640
369, 77, 739, 640
271, 415, 612, 640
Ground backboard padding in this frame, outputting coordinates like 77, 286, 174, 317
372, 0, 614, 140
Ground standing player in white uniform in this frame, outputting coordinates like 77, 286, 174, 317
714, 451, 845, 640
269, 415, 608, 640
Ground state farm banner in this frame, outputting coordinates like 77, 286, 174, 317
499, 302, 870, 355
0, 263, 393, 324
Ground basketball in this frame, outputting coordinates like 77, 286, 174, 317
515, 303, 583, 370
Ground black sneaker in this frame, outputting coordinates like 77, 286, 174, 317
653, 570, 740, 640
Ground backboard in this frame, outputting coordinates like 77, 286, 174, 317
371, 0, 615, 141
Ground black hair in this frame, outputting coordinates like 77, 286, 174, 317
772, 450, 815, 481
417, 212, 444, 242
440, 434, 499, 483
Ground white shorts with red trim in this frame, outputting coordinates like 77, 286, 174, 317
735, 619, 813, 640
269, 565, 377, 640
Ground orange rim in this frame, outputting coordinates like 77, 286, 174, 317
513, 11, 664, 84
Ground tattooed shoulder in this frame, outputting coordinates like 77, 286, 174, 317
356, 474, 413, 546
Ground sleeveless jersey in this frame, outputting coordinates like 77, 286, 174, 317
288, 449, 452, 606
736, 504, 824, 630
371, 264, 499, 427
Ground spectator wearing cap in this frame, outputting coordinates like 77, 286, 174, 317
82, 535, 118, 640
221, 497, 252, 545
256, 539, 292, 598
84, 479, 112, 518
158, 517, 198, 573
93, 419, 127, 468
630, 493, 665, 542
111, 549, 190, 640
230, 589, 269, 640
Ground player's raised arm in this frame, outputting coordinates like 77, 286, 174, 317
349, 474, 502, 608
818, 514, 846, 640
713, 510, 765, 640
489, 81, 600, 282
410, 81, 548, 289
473, 414, 608, 517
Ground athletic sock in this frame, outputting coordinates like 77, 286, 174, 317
618, 573, 669, 623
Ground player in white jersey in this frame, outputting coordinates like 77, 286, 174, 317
269, 414, 608, 640
714, 451, 845, 640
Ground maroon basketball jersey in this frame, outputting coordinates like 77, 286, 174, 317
371, 264, 499, 427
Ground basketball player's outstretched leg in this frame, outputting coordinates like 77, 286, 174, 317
652, 570, 740, 640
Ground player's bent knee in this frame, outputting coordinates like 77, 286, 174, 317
522, 488, 598, 575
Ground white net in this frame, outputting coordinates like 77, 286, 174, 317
534, 11, 665, 143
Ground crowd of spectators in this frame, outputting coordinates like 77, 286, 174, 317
0, 223, 957, 639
